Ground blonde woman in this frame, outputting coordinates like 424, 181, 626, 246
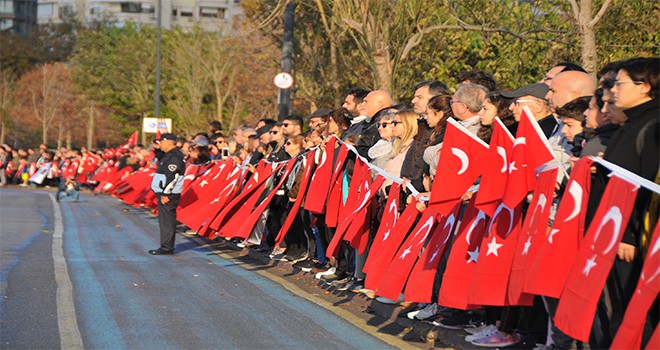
382, 109, 418, 191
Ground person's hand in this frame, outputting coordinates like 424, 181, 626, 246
415, 201, 427, 212
590, 152, 604, 174
461, 191, 473, 202
617, 242, 636, 262
161, 196, 170, 205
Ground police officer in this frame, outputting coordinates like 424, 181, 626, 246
149, 133, 185, 255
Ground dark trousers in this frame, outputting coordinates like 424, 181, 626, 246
157, 194, 180, 252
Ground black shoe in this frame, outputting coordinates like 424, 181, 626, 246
149, 248, 173, 255
292, 259, 316, 272
331, 276, 353, 290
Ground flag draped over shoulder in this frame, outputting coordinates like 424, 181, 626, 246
554, 175, 639, 342
502, 107, 555, 209
275, 150, 317, 245
524, 157, 594, 298
439, 194, 488, 310
429, 118, 489, 216
304, 137, 336, 214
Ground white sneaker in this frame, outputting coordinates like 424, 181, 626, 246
413, 302, 438, 320
465, 323, 496, 335
315, 267, 336, 280
465, 324, 498, 342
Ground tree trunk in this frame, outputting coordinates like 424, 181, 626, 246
66, 129, 72, 150
87, 102, 95, 150
580, 25, 597, 78
42, 117, 47, 145
0, 121, 5, 145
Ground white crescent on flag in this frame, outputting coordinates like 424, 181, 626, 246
592, 206, 623, 255
451, 147, 469, 175
564, 181, 583, 222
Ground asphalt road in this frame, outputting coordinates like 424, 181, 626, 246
0, 187, 398, 349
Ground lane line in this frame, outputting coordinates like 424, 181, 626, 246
50, 194, 84, 349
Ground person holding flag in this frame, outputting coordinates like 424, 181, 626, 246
149, 133, 185, 255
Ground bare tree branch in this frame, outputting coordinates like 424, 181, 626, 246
589, 0, 614, 28
568, 0, 581, 21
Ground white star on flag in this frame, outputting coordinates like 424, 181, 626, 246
508, 161, 518, 174
382, 229, 390, 241
429, 250, 439, 262
209, 197, 221, 204
522, 237, 532, 255
200, 180, 209, 187
467, 247, 479, 263
486, 237, 503, 257
400, 246, 412, 259
582, 255, 597, 276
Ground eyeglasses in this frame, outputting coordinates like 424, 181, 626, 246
378, 122, 393, 128
613, 80, 643, 87
391, 121, 402, 126
542, 75, 553, 82
270, 130, 280, 134
450, 100, 465, 106
282, 123, 298, 127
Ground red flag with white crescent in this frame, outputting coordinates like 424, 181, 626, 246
610, 223, 660, 350
364, 200, 421, 291
83, 152, 101, 173
376, 208, 440, 300
554, 175, 639, 342
363, 183, 402, 275
475, 118, 514, 217
508, 167, 558, 305
502, 107, 555, 208
275, 151, 317, 245
468, 201, 524, 306
438, 194, 489, 310
428, 118, 489, 216
524, 157, 594, 298
404, 203, 461, 303
304, 137, 337, 214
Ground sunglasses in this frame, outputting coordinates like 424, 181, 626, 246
378, 122, 393, 128
285, 141, 292, 146
270, 130, 280, 134
282, 123, 298, 127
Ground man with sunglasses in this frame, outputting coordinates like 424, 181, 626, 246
281, 115, 304, 137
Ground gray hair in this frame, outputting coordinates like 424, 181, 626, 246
455, 83, 488, 113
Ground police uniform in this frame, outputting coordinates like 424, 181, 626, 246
150, 134, 185, 254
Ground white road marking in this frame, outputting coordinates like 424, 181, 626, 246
50, 194, 84, 349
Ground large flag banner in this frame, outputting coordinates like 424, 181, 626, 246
304, 137, 336, 213
508, 167, 558, 305
429, 118, 489, 216
377, 208, 439, 300
363, 182, 401, 275
404, 203, 461, 303
82, 152, 101, 173
29, 162, 51, 184
475, 118, 514, 217
323, 144, 350, 228
364, 200, 421, 291
468, 202, 524, 306
610, 223, 659, 350
439, 194, 489, 310
554, 175, 639, 342
502, 107, 555, 208
524, 157, 594, 297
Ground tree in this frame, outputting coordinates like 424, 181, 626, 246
0, 72, 17, 145
566, 0, 613, 75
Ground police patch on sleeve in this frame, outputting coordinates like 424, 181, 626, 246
168, 164, 178, 172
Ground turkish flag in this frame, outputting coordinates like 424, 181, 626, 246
554, 175, 639, 342
524, 157, 594, 297
610, 223, 659, 350
363, 182, 401, 275
364, 200, 421, 291
63, 160, 80, 179
428, 118, 489, 216
324, 145, 350, 228
508, 167, 558, 305
177, 160, 235, 230
196, 166, 246, 238
468, 202, 524, 306
214, 161, 289, 236
404, 203, 461, 303
304, 137, 337, 214
439, 194, 489, 310
475, 118, 515, 217
377, 208, 440, 300
83, 152, 101, 173
275, 151, 317, 245
502, 107, 555, 208
126, 131, 138, 147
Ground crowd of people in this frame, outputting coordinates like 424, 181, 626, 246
0, 56, 657, 349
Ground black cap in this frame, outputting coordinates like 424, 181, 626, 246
256, 125, 271, 137
157, 133, 177, 142
308, 108, 331, 119
501, 83, 549, 100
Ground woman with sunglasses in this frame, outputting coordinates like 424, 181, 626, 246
368, 107, 400, 169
